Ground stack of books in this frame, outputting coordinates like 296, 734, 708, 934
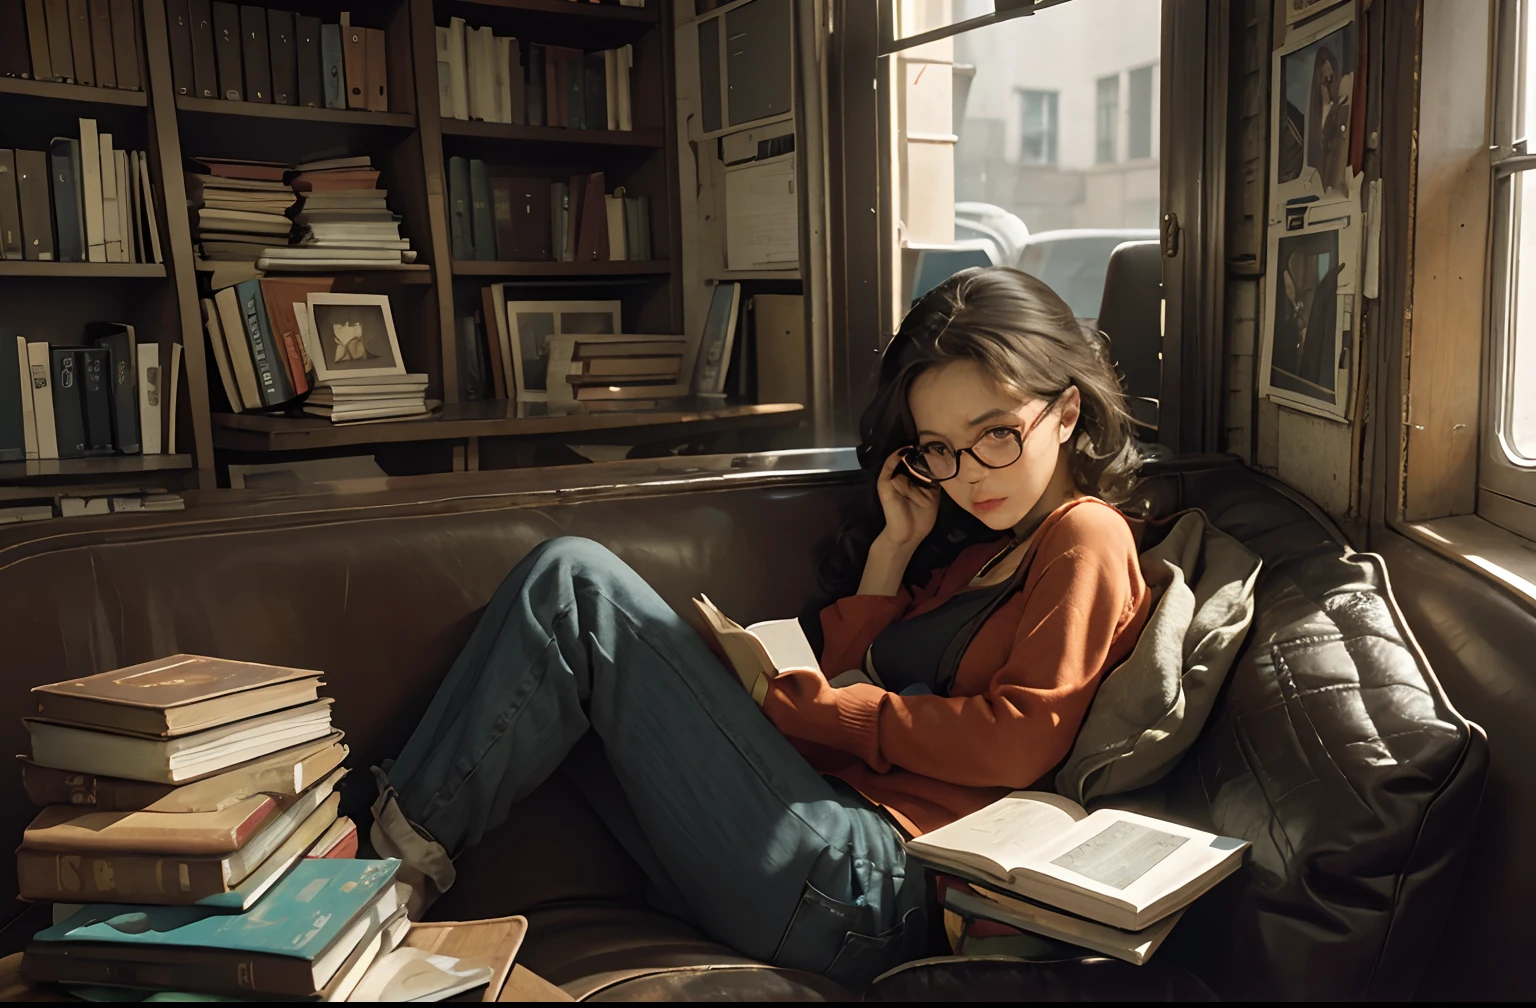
302, 373, 432, 424
258, 156, 418, 272
186, 159, 296, 264
548, 334, 688, 407
12, 653, 521, 1000
16, 655, 352, 909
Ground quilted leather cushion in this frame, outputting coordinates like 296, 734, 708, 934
1130, 462, 1488, 1000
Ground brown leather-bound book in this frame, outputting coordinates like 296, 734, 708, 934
17, 788, 340, 905
43, 0, 72, 81
260, 276, 334, 392
66, 0, 92, 85
495, 174, 550, 261
15, 150, 53, 261
565, 172, 585, 263
575, 171, 607, 262
87, 0, 114, 86
294, 13, 320, 106
109, 0, 138, 89
266, 7, 295, 105
545, 44, 572, 127
480, 285, 508, 400
342, 23, 365, 108
19, 732, 347, 811
0, 152, 22, 259
25, 794, 281, 855
24, 0, 53, 80
32, 653, 327, 736
363, 26, 386, 111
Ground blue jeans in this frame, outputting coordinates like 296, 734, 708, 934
376, 537, 928, 988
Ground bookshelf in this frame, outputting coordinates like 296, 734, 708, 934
0, 0, 750, 494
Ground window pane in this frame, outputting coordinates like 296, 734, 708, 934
1096, 75, 1120, 163
1509, 171, 1536, 459
949, 0, 1161, 319
1128, 66, 1154, 159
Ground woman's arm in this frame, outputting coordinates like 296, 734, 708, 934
768, 506, 1144, 788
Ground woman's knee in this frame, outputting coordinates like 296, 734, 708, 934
530, 535, 621, 572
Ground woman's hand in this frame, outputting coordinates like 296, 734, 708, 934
875, 449, 940, 548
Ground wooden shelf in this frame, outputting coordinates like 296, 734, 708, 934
0, 455, 194, 480
212, 401, 804, 451
450, 260, 672, 278
0, 76, 148, 107
174, 96, 416, 129
439, 119, 664, 148
0, 262, 166, 278
458, 0, 660, 23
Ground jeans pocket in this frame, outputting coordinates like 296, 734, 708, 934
824, 903, 925, 991
772, 881, 925, 992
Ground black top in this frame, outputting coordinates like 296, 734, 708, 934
866, 578, 1012, 697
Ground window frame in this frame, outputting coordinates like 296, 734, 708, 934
1484, 0, 1536, 541
1095, 73, 1120, 164
1018, 87, 1060, 165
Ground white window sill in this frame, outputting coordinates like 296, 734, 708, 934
1401, 514, 1536, 613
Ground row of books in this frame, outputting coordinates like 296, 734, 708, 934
14, 654, 518, 999
436, 19, 634, 131
166, 2, 390, 112
0, 488, 184, 525
448, 163, 651, 263
0, 119, 163, 264
0, 0, 144, 91
0, 328, 180, 461
188, 155, 416, 271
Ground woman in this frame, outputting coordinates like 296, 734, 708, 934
368, 267, 1152, 989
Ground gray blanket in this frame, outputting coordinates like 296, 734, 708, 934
1056, 509, 1262, 805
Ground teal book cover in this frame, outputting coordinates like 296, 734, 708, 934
37, 858, 399, 961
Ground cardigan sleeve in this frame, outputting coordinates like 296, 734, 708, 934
765, 505, 1142, 789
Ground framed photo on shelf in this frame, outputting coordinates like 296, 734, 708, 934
503, 300, 623, 402
303, 294, 406, 383
1259, 217, 1360, 420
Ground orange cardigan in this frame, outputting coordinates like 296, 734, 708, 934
762, 497, 1150, 836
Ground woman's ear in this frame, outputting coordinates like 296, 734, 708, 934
1056, 386, 1082, 444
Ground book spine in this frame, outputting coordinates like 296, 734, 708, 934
21, 762, 176, 809
266, 7, 295, 106
15, 149, 54, 262
341, 22, 364, 109
363, 26, 385, 111
446, 16, 466, 120
15, 336, 37, 459
88, 0, 114, 87
447, 156, 471, 260
236, 282, 291, 405
294, 14, 320, 107
468, 159, 494, 262
21, 944, 316, 999
509, 37, 524, 125
110, 0, 140, 91
49, 348, 85, 458
44, 0, 72, 82
238, 2, 268, 101
91, 330, 139, 452
79, 346, 114, 454
209, 0, 239, 99
525, 43, 543, 126
0, 4, 28, 78
0, 330, 23, 461
0, 151, 22, 260
137, 340, 160, 453
27, 342, 58, 459
67, 0, 92, 86
433, 26, 451, 118
319, 22, 341, 109
25, 0, 53, 81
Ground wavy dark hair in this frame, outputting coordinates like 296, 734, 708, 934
818, 266, 1140, 601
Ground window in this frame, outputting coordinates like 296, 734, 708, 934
1019, 90, 1059, 165
1485, 0, 1536, 539
1095, 74, 1119, 163
1127, 65, 1154, 160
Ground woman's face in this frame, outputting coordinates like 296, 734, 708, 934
907, 359, 1081, 531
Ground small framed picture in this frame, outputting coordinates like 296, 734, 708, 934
304, 294, 407, 382
504, 300, 622, 402
691, 282, 741, 397
1259, 217, 1358, 420
1271, 5, 1358, 209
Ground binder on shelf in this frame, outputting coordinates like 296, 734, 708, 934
15, 149, 54, 262
267, 7, 296, 106
79, 345, 114, 455
50, 347, 86, 459
27, 341, 58, 460
49, 138, 84, 263
0, 329, 24, 463
45, 0, 73, 84
342, 23, 365, 109
24, 0, 52, 83
88, 0, 115, 88
295, 14, 321, 107
138, 339, 162, 454
239, 2, 271, 102
447, 156, 471, 261
446, 16, 468, 121
319, 22, 342, 109
211, 1, 241, 100
13, 335, 38, 461
468, 159, 494, 262
0, 6, 27, 79
111, 0, 140, 91
0, 152, 22, 260
364, 26, 386, 112
67, 0, 92, 87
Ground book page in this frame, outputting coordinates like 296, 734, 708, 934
746, 618, 819, 673
906, 791, 1087, 880
1019, 809, 1247, 916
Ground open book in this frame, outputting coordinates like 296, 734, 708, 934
907, 791, 1247, 933
693, 595, 820, 699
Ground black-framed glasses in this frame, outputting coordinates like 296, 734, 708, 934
902, 391, 1066, 483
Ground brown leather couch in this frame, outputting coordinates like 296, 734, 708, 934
0, 451, 1488, 1001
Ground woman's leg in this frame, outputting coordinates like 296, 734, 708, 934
374, 536, 926, 987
